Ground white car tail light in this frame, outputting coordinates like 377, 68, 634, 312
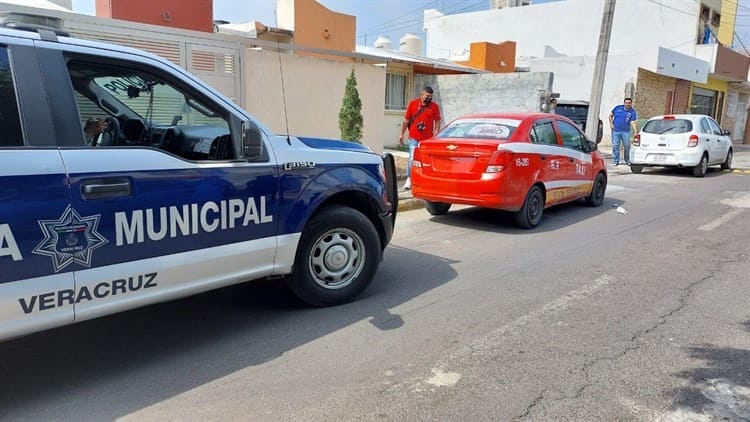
633, 133, 641, 147
688, 134, 699, 147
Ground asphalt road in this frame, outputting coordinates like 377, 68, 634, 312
2, 166, 750, 421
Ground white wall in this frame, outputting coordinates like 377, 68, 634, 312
244, 49, 387, 152
276, 0, 294, 30
530, 55, 639, 145
414, 72, 554, 126
426, 0, 700, 60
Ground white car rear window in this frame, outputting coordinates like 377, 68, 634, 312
642, 119, 692, 134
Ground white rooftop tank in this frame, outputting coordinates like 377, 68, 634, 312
374, 36, 393, 49
399, 33, 423, 56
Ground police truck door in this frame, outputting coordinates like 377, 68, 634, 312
37, 45, 279, 323
0, 42, 75, 340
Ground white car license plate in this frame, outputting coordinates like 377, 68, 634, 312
650, 154, 667, 162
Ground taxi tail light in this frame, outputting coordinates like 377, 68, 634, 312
688, 134, 699, 147
633, 133, 641, 147
412, 145, 422, 168
485, 150, 512, 173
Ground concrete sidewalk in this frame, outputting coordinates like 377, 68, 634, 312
387, 142, 750, 213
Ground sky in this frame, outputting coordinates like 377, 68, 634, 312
70, 0, 750, 52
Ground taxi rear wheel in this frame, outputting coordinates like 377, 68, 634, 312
425, 201, 451, 216
585, 173, 607, 207
287, 206, 380, 306
515, 186, 544, 229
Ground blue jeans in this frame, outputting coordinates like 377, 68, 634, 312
407, 138, 418, 178
612, 130, 631, 164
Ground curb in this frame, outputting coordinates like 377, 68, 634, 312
398, 195, 425, 212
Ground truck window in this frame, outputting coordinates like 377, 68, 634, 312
0, 46, 23, 147
66, 59, 235, 161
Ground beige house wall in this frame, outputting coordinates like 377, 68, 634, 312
635, 68, 676, 120
243, 49, 387, 152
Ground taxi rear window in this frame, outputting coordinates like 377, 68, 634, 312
642, 119, 692, 134
436, 118, 520, 140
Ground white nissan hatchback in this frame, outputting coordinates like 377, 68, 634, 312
630, 114, 733, 177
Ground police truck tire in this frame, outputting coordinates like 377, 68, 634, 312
425, 201, 451, 215
287, 206, 381, 306
515, 186, 544, 229
585, 172, 607, 207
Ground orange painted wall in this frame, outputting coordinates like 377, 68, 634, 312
293, 0, 355, 61
95, 0, 213, 32
456, 41, 516, 73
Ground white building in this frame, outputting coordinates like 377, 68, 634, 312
424, 0, 750, 143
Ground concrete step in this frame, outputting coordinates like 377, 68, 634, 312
396, 187, 425, 213
385, 148, 426, 212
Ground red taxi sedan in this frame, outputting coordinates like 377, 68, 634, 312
410, 113, 608, 228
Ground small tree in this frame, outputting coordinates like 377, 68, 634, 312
338, 68, 364, 143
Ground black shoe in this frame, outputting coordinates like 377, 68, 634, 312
626, 161, 632, 166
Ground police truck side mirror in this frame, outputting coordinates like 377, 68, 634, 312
243, 121, 263, 161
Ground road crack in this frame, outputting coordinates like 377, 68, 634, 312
518, 388, 547, 419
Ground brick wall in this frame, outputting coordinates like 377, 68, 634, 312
635, 68, 676, 120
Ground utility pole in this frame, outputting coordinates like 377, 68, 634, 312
586, 0, 616, 143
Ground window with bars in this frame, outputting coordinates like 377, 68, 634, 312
385, 72, 407, 110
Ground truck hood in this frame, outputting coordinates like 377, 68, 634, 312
297, 136, 374, 154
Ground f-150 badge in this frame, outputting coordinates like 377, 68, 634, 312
284, 161, 316, 171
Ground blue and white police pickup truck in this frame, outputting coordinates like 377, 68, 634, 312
0, 14, 397, 341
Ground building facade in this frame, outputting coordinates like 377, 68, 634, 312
424, 0, 750, 143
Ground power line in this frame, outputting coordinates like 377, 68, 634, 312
356, 0, 487, 41
357, 0, 433, 35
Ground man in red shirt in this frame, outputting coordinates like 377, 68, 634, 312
398, 86, 441, 190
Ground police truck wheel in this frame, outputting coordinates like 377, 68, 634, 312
287, 206, 380, 306
515, 186, 544, 229
585, 173, 607, 207
425, 201, 451, 215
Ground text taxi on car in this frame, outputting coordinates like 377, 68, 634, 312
410, 112, 607, 228
0, 13, 398, 342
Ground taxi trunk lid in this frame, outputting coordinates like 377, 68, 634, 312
418, 138, 501, 179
